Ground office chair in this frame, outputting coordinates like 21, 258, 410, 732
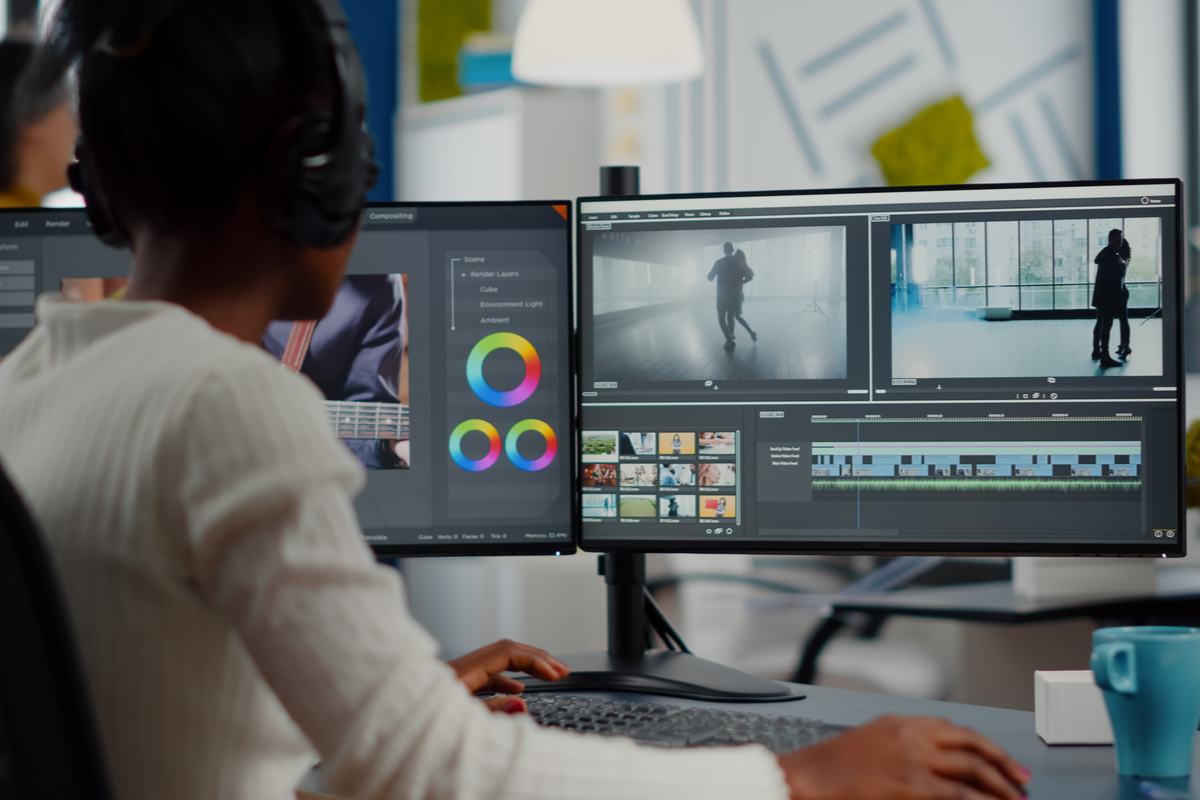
0, 465, 115, 800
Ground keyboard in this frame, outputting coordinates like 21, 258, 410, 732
523, 693, 846, 754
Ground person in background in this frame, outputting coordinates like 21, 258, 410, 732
1092, 228, 1128, 369
1114, 236, 1132, 359
708, 241, 742, 349
732, 248, 757, 342
0, 40, 77, 207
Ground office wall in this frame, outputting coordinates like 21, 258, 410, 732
602, 0, 1100, 194
1119, 0, 1187, 182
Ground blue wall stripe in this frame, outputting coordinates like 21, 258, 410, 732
690, 0, 705, 191
757, 41, 823, 175
665, 85, 682, 193
801, 11, 908, 78
819, 53, 918, 119
976, 45, 1081, 115
690, 76, 705, 191
917, 0, 956, 68
1038, 94, 1084, 180
343, 0, 398, 201
1093, 0, 1122, 179
713, 0, 729, 191
1010, 113, 1047, 181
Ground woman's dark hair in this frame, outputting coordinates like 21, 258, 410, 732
37, 0, 332, 232
0, 40, 70, 190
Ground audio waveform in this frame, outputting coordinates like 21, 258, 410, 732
812, 477, 1141, 493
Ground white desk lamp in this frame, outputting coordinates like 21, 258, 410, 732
512, 0, 704, 87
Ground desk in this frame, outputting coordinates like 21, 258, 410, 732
297, 682, 1200, 799
796, 568, 1200, 684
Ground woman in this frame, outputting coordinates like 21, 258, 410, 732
672, 432, 683, 455
0, 39, 78, 207
1091, 229, 1128, 368
0, 2, 1029, 800
733, 248, 758, 342
716, 497, 727, 518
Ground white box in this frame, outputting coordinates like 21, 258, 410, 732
1034, 670, 1114, 745
1013, 557, 1157, 600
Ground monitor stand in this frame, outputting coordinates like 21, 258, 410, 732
520, 553, 805, 703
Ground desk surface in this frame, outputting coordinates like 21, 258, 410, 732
300, 681, 1199, 799
767, 683, 1195, 800
828, 567, 1200, 624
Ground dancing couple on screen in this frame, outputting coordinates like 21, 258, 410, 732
1092, 228, 1132, 370
707, 241, 756, 350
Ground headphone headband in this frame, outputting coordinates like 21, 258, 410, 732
72, 0, 378, 250
274, 0, 378, 246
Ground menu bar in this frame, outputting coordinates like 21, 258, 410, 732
0, 211, 91, 236
580, 184, 1177, 216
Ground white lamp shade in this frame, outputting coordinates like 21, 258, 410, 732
512, 0, 705, 87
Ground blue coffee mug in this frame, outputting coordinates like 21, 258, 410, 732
1091, 626, 1200, 778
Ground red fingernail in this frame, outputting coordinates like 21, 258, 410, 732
507, 699, 525, 714
1019, 766, 1032, 780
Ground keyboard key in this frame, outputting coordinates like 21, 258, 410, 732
525, 694, 843, 754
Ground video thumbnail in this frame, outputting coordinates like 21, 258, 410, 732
659, 495, 698, 518
582, 463, 617, 487
583, 494, 617, 517
698, 463, 737, 486
659, 432, 696, 456
659, 463, 696, 487
699, 495, 736, 518
620, 463, 658, 488
890, 219, 1164, 379
591, 225, 848, 383
620, 432, 657, 457
619, 495, 657, 517
582, 431, 618, 462
699, 432, 737, 455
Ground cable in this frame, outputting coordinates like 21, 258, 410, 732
644, 587, 691, 654
645, 605, 676, 651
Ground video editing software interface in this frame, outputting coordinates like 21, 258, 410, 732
577, 182, 1183, 555
0, 202, 573, 555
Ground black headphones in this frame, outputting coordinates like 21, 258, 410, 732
67, 0, 379, 250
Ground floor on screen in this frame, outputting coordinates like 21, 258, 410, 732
892, 315, 1163, 379
593, 298, 847, 383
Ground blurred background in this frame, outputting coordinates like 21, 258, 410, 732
10, 0, 1200, 712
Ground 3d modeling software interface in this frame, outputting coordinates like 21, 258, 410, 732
2, 202, 574, 555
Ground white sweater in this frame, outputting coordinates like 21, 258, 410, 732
0, 295, 788, 800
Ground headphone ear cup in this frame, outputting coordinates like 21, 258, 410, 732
267, 115, 360, 248
69, 141, 130, 250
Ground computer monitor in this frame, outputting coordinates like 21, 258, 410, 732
0, 201, 575, 557
576, 180, 1184, 557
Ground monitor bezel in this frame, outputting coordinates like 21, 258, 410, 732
573, 179, 1186, 557
351, 200, 579, 558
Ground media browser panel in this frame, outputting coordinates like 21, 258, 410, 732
2, 202, 574, 556
577, 182, 1183, 555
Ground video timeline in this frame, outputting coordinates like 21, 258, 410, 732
813, 440, 1141, 494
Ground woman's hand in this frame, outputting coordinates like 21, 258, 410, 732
449, 639, 570, 713
777, 715, 1030, 800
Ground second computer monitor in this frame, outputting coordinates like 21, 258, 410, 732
3, 201, 575, 556
576, 180, 1183, 556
